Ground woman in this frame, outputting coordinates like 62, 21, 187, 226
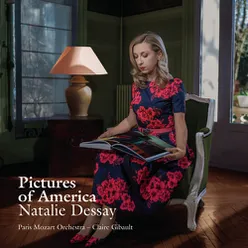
70, 31, 194, 247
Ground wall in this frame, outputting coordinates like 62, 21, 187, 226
0, 1, 8, 134
86, 11, 121, 128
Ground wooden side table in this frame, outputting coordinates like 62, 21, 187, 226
47, 115, 103, 177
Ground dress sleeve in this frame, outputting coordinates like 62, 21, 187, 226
171, 79, 186, 113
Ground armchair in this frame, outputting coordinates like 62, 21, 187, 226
168, 93, 215, 231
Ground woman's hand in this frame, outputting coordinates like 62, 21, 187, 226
164, 147, 186, 160
97, 128, 114, 139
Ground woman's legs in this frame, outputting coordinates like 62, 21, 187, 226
84, 205, 117, 247
71, 151, 133, 245
71, 203, 117, 245
89, 204, 116, 238
70, 202, 102, 243
77, 202, 102, 235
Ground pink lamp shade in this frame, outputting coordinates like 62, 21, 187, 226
50, 46, 107, 75
49, 46, 107, 117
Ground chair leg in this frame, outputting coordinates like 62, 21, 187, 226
198, 199, 205, 209
184, 199, 198, 231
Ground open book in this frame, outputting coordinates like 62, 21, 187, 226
79, 131, 174, 162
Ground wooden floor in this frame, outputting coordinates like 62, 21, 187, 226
0, 167, 248, 248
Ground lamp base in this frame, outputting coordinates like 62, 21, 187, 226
65, 76, 92, 117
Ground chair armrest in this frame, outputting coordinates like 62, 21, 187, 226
199, 127, 211, 138
196, 130, 212, 194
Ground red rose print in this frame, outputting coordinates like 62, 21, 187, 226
137, 106, 160, 124
106, 195, 115, 204
188, 148, 195, 160
101, 193, 108, 203
166, 115, 174, 129
108, 153, 117, 164
149, 189, 160, 202
141, 191, 150, 200
155, 180, 166, 191
94, 163, 99, 175
127, 200, 135, 211
167, 171, 183, 182
156, 157, 169, 163
95, 198, 103, 205
120, 199, 135, 211
167, 180, 178, 189
96, 177, 135, 210
99, 151, 124, 165
115, 178, 127, 191
132, 84, 138, 97
115, 156, 124, 165
169, 78, 183, 98
150, 81, 171, 99
147, 119, 166, 129
110, 190, 120, 200
169, 132, 176, 144
120, 201, 128, 210
131, 157, 146, 165
121, 193, 131, 202
159, 189, 171, 202
135, 167, 150, 184
97, 185, 104, 195
140, 180, 149, 194
132, 91, 141, 105
178, 156, 191, 169
174, 78, 182, 84
146, 107, 156, 119
101, 180, 109, 189
136, 106, 147, 123
99, 152, 109, 163
174, 171, 183, 181
130, 83, 140, 108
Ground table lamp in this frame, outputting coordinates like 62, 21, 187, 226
50, 46, 107, 117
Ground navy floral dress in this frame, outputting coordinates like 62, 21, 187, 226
92, 78, 194, 215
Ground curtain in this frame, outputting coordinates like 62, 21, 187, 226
0, 0, 8, 134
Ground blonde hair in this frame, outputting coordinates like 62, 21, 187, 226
129, 31, 173, 89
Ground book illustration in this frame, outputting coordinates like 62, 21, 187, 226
79, 131, 174, 162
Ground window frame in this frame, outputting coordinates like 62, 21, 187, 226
13, 0, 78, 138
219, 0, 248, 131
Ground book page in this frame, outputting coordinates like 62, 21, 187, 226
112, 134, 173, 161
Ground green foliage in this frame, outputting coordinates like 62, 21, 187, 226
244, 114, 248, 121
235, 0, 248, 80
238, 88, 248, 96
238, 40, 248, 87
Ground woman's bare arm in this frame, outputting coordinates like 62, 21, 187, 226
174, 112, 187, 153
165, 112, 187, 160
98, 109, 137, 139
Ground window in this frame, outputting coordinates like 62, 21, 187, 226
12, 0, 77, 122
231, 0, 248, 125
200, 0, 219, 122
